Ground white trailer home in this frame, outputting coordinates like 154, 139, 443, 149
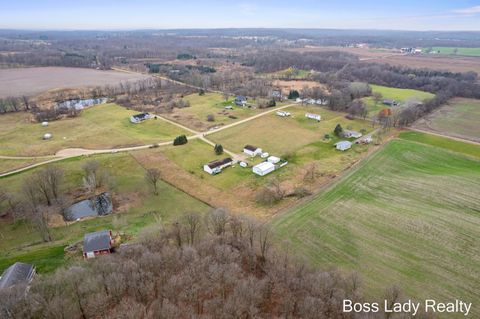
203, 158, 233, 175
252, 162, 275, 176
305, 113, 321, 121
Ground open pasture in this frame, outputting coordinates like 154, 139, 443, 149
425, 47, 480, 57
363, 84, 434, 116
162, 92, 274, 131
0, 67, 150, 98
0, 152, 210, 274
272, 136, 480, 316
412, 98, 480, 143
0, 103, 188, 156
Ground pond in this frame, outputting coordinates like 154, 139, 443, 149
57, 97, 107, 110
64, 192, 113, 221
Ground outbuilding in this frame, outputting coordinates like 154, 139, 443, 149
41, 121, 49, 127
235, 96, 247, 106
130, 113, 152, 124
267, 156, 281, 164
43, 133, 52, 140
243, 145, 262, 157
0, 262, 36, 290
335, 141, 352, 151
305, 113, 321, 121
203, 157, 233, 175
252, 162, 275, 176
276, 111, 290, 117
83, 230, 113, 259
343, 130, 363, 138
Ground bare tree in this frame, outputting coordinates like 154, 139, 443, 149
182, 212, 201, 245
82, 160, 109, 192
205, 208, 228, 236
21, 177, 51, 242
145, 168, 161, 195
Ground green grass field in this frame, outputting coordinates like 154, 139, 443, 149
363, 85, 434, 117
0, 104, 188, 156
0, 152, 210, 274
164, 93, 276, 131
272, 135, 480, 316
0, 158, 45, 175
412, 98, 480, 142
424, 47, 480, 57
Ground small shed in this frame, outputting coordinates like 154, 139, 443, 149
83, 230, 113, 259
335, 141, 352, 151
0, 262, 36, 290
43, 133, 52, 140
252, 162, 275, 176
343, 130, 363, 138
383, 99, 398, 107
267, 156, 281, 164
41, 121, 49, 127
243, 145, 262, 157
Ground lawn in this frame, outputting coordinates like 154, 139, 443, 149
271, 136, 480, 317
425, 47, 480, 57
0, 158, 45, 175
363, 84, 435, 117
0, 103, 189, 156
208, 105, 371, 157
0, 151, 210, 274
412, 98, 480, 143
162, 92, 287, 131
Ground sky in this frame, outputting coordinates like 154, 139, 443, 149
1, 0, 480, 31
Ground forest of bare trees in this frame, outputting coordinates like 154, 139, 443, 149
0, 209, 418, 319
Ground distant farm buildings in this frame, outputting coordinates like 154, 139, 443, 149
243, 145, 262, 157
342, 130, 362, 138
235, 96, 247, 107
130, 112, 153, 124
335, 141, 352, 151
276, 111, 291, 117
383, 99, 398, 107
305, 113, 321, 121
203, 157, 233, 175
83, 230, 114, 259
0, 262, 36, 290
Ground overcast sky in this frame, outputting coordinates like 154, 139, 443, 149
1, 0, 480, 31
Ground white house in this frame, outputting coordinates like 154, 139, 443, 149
267, 156, 280, 164
130, 113, 152, 124
243, 145, 262, 157
335, 141, 352, 151
203, 158, 233, 175
252, 162, 275, 176
305, 113, 321, 121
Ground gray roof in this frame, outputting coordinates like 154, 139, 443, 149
83, 230, 112, 253
0, 262, 35, 289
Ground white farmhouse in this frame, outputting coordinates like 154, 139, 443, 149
305, 113, 321, 121
130, 113, 152, 124
252, 162, 275, 176
335, 141, 352, 151
243, 145, 262, 157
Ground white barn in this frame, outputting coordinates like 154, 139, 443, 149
335, 141, 352, 151
252, 162, 275, 176
243, 145, 262, 157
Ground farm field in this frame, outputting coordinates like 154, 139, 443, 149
130, 106, 374, 216
0, 103, 189, 156
0, 152, 210, 274
271, 135, 480, 317
162, 92, 286, 131
0, 67, 150, 98
412, 98, 480, 142
272, 79, 328, 95
425, 47, 480, 56
363, 84, 434, 116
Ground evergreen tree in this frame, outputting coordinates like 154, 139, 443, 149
173, 135, 188, 146
334, 124, 343, 137
214, 144, 224, 155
